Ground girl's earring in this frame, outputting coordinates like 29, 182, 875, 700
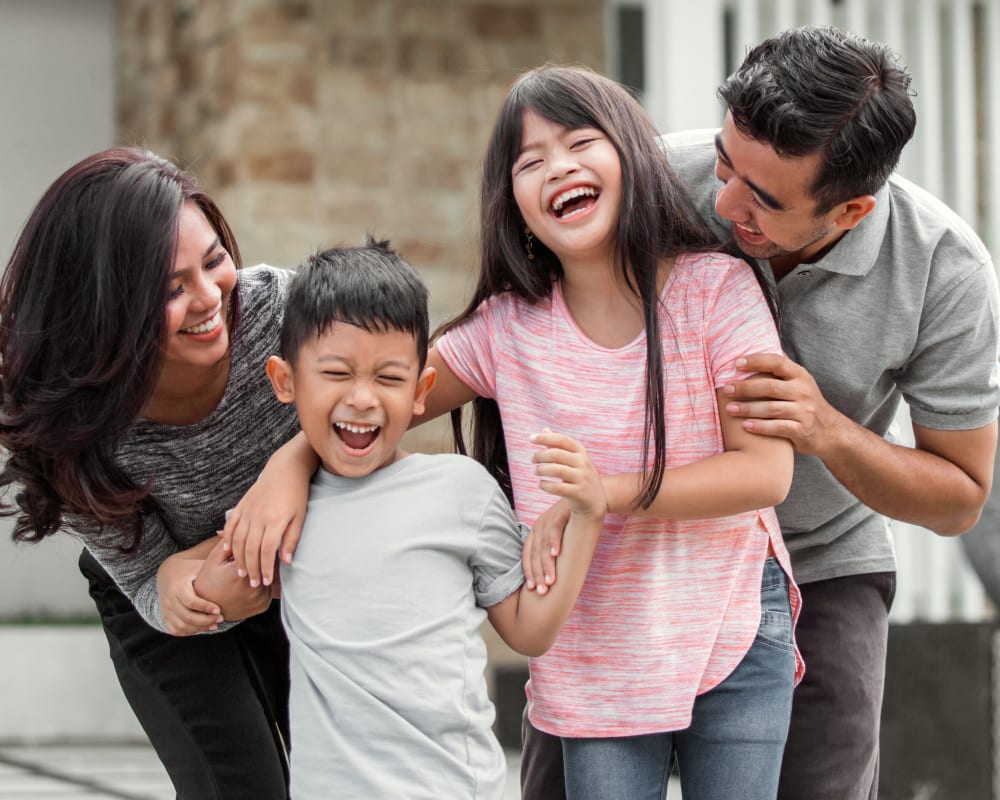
524, 226, 535, 261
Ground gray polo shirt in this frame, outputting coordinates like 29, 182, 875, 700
664, 130, 1000, 584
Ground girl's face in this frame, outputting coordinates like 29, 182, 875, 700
161, 201, 238, 374
511, 109, 622, 268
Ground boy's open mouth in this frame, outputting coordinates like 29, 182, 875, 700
334, 422, 380, 451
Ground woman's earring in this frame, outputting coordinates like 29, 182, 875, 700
524, 226, 535, 260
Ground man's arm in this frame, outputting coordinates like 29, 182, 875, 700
724, 353, 997, 536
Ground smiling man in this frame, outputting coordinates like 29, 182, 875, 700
663, 25, 999, 800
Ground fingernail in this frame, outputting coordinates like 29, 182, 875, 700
529, 433, 539, 442
217, 615, 224, 623
544, 574, 552, 583
250, 579, 259, 588
222, 541, 230, 551
727, 403, 739, 414
237, 569, 246, 578
736, 357, 747, 367
263, 577, 271, 586
723, 384, 735, 395
550, 547, 558, 556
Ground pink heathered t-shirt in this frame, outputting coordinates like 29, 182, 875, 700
436, 251, 804, 737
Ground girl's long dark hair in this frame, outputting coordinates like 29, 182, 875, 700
435, 65, 728, 509
0, 147, 242, 550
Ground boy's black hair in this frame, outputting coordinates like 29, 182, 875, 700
281, 236, 430, 369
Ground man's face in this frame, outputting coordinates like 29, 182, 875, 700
713, 112, 848, 272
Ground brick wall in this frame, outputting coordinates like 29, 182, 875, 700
116, 0, 605, 324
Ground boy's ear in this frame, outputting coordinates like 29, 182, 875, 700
412, 366, 437, 416
266, 355, 296, 403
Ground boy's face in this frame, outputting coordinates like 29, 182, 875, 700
267, 323, 435, 478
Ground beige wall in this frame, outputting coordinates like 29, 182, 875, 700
117, 0, 606, 326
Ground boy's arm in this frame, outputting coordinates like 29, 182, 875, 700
486, 432, 606, 658
220, 431, 319, 587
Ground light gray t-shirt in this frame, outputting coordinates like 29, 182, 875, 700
664, 130, 1000, 583
280, 453, 527, 800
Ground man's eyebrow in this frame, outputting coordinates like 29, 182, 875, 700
714, 133, 786, 211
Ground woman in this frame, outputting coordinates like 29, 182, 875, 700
0, 147, 305, 799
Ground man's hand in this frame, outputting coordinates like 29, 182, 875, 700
723, 353, 843, 456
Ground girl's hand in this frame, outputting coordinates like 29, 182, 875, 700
220, 432, 316, 589
193, 540, 273, 622
524, 430, 607, 594
157, 545, 224, 636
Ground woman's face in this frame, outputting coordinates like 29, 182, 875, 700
161, 201, 238, 374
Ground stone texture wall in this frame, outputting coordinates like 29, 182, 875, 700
117, 0, 605, 451
116, 0, 605, 322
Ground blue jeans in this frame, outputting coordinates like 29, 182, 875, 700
562, 558, 795, 800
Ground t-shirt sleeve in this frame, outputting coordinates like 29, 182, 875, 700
704, 256, 782, 387
435, 298, 504, 400
900, 260, 1000, 429
470, 484, 528, 608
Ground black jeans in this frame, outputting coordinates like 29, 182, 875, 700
79, 548, 290, 800
778, 571, 895, 800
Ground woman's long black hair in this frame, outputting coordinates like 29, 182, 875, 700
434, 65, 728, 509
0, 147, 242, 550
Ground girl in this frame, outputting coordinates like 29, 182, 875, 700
425, 65, 803, 800
225, 65, 803, 800
0, 148, 310, 798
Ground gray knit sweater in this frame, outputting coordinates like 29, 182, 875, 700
66, 265, 300, 632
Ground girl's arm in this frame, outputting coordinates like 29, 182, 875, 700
603, 386, 792, 518
486, 432, 606, 657
410, 346, 479, 426
523, 387, 793, 591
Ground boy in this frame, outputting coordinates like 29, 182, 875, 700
266, 239, 606, 799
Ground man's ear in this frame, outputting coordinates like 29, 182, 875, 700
834, 194, 877, 231
266, 355, 296, 403
412, 366, 437, 416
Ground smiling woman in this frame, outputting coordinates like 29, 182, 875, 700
0, 147, 301, 799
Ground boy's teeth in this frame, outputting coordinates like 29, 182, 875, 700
335, 422, 378, 434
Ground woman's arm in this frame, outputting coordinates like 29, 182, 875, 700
486, 432, 606, 657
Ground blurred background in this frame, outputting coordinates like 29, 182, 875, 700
0, 1, 997, 798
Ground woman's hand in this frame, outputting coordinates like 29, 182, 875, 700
193, 540, 273, 622
220, 431, 317, 589
156, 540, 224, 636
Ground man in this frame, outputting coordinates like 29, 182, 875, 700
667, 24, 999, 800
517, 24, 1000, 800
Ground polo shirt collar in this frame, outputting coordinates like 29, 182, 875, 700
782, 184, 890, 277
